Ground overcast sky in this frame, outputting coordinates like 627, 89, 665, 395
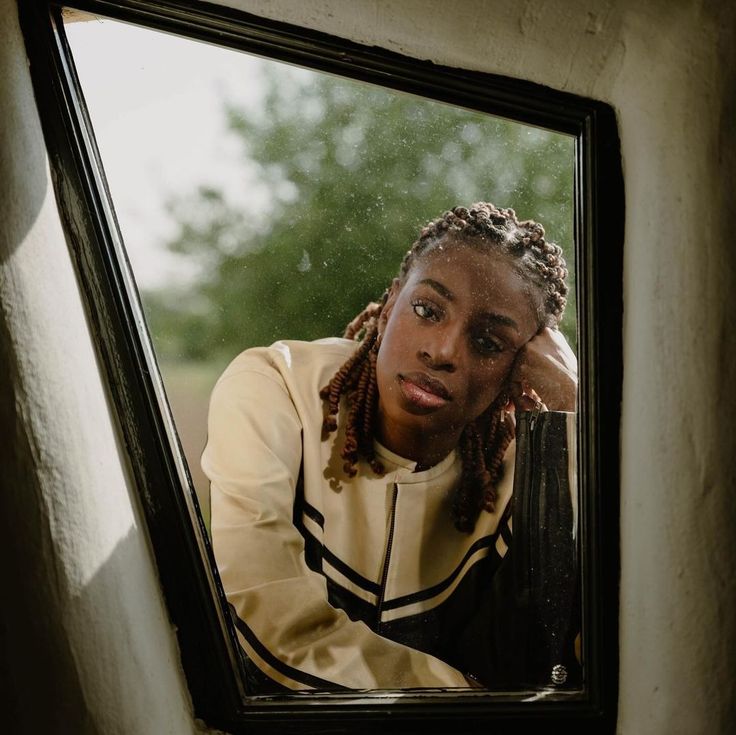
65, 16, 295, 288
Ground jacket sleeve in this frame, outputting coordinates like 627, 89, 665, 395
454, 409, 580, 689
511, 409, 579, 686
202, 362, 470, 691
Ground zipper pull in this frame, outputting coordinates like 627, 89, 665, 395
529, 401, 542, 432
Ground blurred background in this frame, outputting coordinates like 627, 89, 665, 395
66, 17, 574, 522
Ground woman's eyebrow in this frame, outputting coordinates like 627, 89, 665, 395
418, 278, 454, 301
480, 312, 520, 331
418, 278, 520, 331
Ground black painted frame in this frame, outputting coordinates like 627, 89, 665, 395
19, 1, 623, 732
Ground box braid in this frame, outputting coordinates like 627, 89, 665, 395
319, 202, 569, 532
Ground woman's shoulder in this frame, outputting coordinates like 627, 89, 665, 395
214, 337, 357, 392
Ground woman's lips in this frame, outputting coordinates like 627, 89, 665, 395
398, 372, 451, 410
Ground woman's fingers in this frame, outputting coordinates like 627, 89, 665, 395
508, 380, 548, 412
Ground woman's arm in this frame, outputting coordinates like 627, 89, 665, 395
203, 361, 470, 691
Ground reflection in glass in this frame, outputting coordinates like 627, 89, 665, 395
66, 17, 578, 695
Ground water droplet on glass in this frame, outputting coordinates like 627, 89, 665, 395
297, 249, 312, 273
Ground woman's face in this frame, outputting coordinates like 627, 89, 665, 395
375, 243, 539, 463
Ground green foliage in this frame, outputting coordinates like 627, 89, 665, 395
143, 66, 575, 364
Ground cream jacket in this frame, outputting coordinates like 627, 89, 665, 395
203, 338, 571, 691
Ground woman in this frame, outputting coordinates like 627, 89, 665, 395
202, 202, 578, 692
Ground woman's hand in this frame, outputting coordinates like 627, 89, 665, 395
508, 327, 578, 412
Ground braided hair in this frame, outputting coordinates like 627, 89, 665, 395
319, 202, 569, 532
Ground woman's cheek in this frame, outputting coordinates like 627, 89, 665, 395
474, 360, 513, 403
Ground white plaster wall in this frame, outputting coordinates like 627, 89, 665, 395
2, 0, 734, 733
0, 2, 199, 733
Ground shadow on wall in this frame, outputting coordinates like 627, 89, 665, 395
0, 6, 73, 730
0, 434, 94, 734
1, 523, 194, 734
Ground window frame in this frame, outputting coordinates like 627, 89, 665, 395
19, 1, 623, 732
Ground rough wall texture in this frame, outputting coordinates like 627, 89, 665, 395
1, 0, 734, 733
0, 1, 197, 733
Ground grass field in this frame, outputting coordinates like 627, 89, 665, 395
158, 359, 228, 531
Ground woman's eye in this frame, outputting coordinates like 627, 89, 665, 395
412, 301, 440, 321
472, 334, 502, 355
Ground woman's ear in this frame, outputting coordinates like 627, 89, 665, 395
378, 278, 401, 335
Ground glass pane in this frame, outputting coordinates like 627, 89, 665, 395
65, 16, 580, 696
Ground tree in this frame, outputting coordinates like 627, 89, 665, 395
144, 65, 575, 364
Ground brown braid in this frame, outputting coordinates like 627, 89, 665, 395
319, 202, 569, 532
319, 300, 386, 476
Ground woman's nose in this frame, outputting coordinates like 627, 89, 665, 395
419, 326, 460, 372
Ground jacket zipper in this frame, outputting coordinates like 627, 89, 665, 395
527, 403, 542, 585
511, 407, 540, 678
529, 402, 542, 433
376, 483, 399, 630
